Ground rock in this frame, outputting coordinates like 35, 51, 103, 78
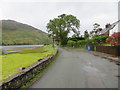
4, 56, 6, 58
38, 59, 42, 62
19, 67, 26, 71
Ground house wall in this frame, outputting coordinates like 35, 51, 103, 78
109, 24, 118, 36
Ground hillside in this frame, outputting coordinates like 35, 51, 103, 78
1, 20, 52, 45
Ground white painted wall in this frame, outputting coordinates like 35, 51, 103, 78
109, 22, 120, 36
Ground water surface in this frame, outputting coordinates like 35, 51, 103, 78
0, 45, 43, 53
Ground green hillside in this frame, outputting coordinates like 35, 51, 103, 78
1, 20, 52, 45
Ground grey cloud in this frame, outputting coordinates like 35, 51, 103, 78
1, 2, 118, 35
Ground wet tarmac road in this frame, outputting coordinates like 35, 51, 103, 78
30, 48, 118, 88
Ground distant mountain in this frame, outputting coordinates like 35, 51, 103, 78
1, 20, 52, 45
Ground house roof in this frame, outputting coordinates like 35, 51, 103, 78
100, 20, 120, 35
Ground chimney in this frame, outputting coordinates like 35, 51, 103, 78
105, 23, 111, 28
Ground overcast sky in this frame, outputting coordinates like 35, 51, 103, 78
0, 0, 119, 35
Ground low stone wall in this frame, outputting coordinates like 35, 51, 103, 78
1, 49, 58, 89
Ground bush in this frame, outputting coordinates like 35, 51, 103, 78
106, 32, 120, 46
67, 35, 109, 47
69, 36, 85, 42
67, 40, 76, 47
77, 40, 86, 47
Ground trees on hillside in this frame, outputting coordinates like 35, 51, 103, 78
46, 14, 80, 45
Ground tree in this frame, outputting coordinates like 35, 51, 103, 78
90, 31, 94, 38
93, 23, 100, 31
46, 14, 80, 45
93, 23, 102, 35
84, 30, 89, 39
89, 23, 103, 38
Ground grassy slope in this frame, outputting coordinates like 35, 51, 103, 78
1, 45, 57, 81
2, 20, 52, 45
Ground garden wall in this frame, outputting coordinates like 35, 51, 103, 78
1, 49, 58, 90
92, 46, 120, 56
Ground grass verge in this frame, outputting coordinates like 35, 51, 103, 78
19, 50, 59, 89
1, 45, 57, 81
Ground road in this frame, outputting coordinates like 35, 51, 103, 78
30, 48, 118, 88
